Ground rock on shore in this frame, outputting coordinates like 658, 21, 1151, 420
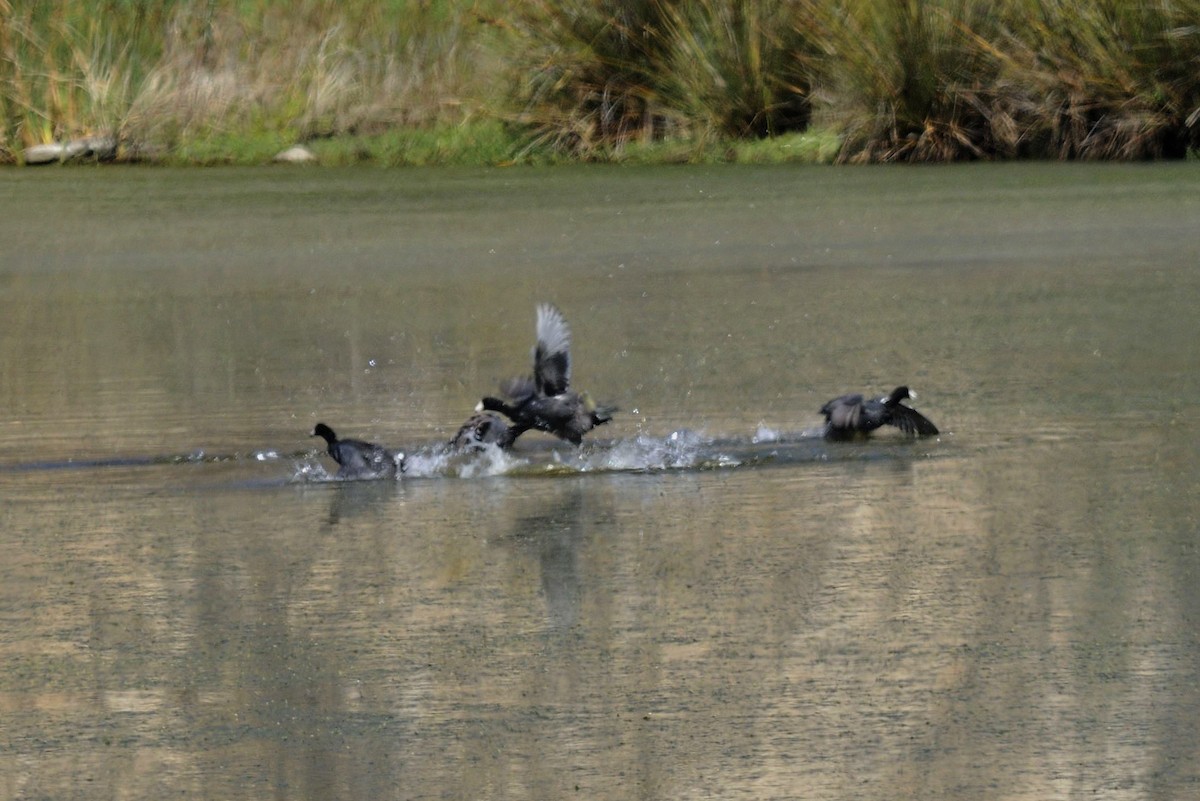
23, 135, 118, 165
273, 145, 317, 164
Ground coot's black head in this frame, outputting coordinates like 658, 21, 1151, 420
312, 423, 336, 443
886, 386, 914, 405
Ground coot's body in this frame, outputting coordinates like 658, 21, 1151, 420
479, 304, 615, 446
312, 423, 401, 479
820, 386, 938, 440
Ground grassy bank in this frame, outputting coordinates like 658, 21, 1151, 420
2, 0, 1198, 165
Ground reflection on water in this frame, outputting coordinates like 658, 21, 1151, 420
2, 164, 1199, 800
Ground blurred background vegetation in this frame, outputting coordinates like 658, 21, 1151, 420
1, 0, 1197, 164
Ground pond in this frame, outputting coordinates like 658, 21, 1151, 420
2, 163, 1198, 800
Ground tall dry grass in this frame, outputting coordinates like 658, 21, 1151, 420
1, 0, 1197, 163
502, 0, 686, 154
979, 0, 1200, 159
0, 1, 177, 156
804, 0, 1200, 161
503, 0, 816, 156
502, 0, 1200, 162
658, 0, 816, 139
127, 1, 495, 148
1, 0, 502, 162
805, 0, 1004, 162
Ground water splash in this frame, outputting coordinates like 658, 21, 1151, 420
584, 429, 738, 472
753, 423, 782, 443
2, 426, 944, 484
291, 460, 336, 482
401, 441, 525, 479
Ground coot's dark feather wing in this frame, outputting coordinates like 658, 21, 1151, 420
890, 405, 939, 436
821, 394, 865, 430
533, 303, 571, 396
500, 376, 537, 402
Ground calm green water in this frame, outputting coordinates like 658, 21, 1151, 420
2, 164, 1199, 800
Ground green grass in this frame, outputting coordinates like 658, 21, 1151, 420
164, 130, 296, 166
307, 121, 529, 167
153, 122, 840, 167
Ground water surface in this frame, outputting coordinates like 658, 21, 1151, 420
2, 164, 1199, 800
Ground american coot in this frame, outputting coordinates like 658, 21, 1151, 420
311, 422, 402, 479
820, 386, 939, 439
448, 411, 515, 451
478, 303, 616, 446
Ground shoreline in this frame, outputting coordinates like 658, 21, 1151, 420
6, 125, 847, 168
9, 125, 1198, 169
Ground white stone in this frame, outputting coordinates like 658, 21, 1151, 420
274, 145, 317, 164
23, 143, 69, 165
23, 135, 118, 164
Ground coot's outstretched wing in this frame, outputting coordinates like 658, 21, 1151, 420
889, 404, 939, 436
533, 303, 571, 397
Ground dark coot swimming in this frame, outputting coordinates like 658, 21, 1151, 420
311, 422, 402, 479
819, 386, 939, 440
478, 303, 616, 447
